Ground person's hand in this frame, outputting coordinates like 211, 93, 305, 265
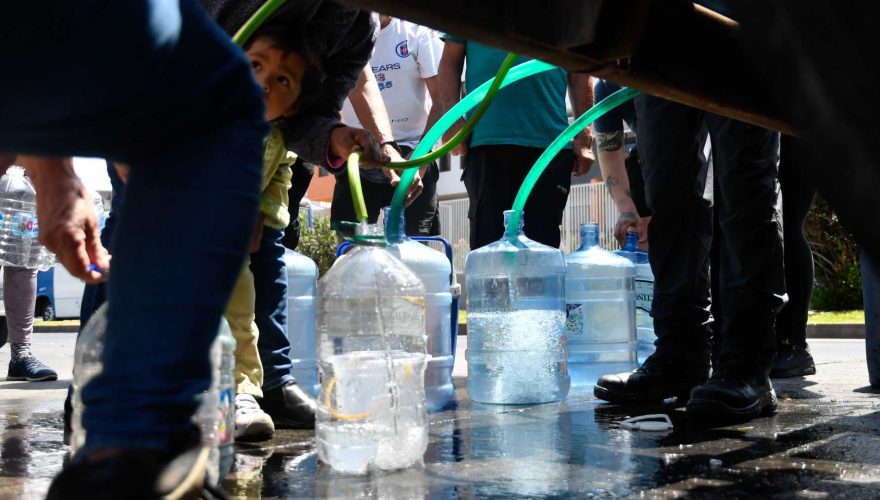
388, 168, 424, 207
614, 209, 648, 250
572, 130, 595, 176
20, 156, 109, 284
329, 126, 390, 169
442, 118, 468, 156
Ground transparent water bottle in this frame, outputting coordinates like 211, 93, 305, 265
565, 223, 637, 389
72, 304, 235, 484
315, 223, 427, 474
464, 210, 569, 404
284, 248, 319, 397
70, 303, 109, 454
384, 208, 455, 412
612, 229, 655, 363
90, 189, 107, 232
0, 166, 54, 270
197, 318, 236, 485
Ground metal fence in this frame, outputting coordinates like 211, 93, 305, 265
438, 182, 620, 271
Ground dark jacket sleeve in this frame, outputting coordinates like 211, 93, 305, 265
279, 7, 377, 165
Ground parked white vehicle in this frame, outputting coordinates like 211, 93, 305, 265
0, 264, 85, 322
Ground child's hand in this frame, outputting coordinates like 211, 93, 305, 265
329, 127, 389, 168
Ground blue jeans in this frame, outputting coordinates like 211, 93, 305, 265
1, 1, 266, 451
252, 227, 292, 390
863, 248, 880, 387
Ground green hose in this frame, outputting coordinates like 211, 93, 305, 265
505, 86, 641, 242
346, 152, 368, 222
232, 0, 289, 46
385, 58, 557, 239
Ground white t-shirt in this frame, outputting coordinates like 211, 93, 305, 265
342, 18, 443, 148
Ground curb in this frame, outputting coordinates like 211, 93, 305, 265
807, 323, 865, 339
35, 323, 79, 334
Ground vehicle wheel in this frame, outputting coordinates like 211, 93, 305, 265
37, 298, 56, 321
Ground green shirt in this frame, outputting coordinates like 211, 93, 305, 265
443, 36, 570, 149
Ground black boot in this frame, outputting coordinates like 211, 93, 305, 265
687, 363, 778, 424
770, 345, 816, 378
594, 353, 710, 404
258, 381, 316, 429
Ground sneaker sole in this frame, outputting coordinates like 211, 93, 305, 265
6, 375, 58, 382
593, 383, 697, 404
235, 422, 275, 442
687, 391, 778, 424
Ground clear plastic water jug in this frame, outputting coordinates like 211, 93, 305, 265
284, 248, 319, 397
0, 166, 54, 270
72, 304, 235, 483
315, 223, 428, 474
464, 210, 569, 404
565, 223, 637, 389
384, 208, 454, 412
612, 229, 655, 363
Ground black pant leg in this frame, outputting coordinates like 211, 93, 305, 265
635, 95, 713, 363
707, 115, 785, 369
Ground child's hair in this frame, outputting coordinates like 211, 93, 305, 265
245, 20, 325, 116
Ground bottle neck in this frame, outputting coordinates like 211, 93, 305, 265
624, 231, 639, 251
577, 224, 600, 251
383, 208, 407, 244
503, 210, 525, 237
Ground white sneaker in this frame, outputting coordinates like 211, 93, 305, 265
235, 393, 275, 442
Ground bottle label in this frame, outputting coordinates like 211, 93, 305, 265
218, 387, 234, 446
566, 303, 585, 335
635, 278, 654, 314
10, 212, 39, 239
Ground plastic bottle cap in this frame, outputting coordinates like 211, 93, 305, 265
619, 413, 673, 432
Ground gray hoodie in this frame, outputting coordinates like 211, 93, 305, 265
199, 0, 377, 165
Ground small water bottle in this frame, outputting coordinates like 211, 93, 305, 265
384, 208, 455, 412
0, 166, 54, 270
464, 210, 569, 404
613, 230, 655, 363
284, 249, 319, 397
565, 223, 637, 389
316, 223, 428, 474
72, 304, 235, 484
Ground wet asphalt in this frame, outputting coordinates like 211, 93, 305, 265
1, 333, 878, 499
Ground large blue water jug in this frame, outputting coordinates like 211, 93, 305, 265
384, 209, 455, 412
284, 249, 319, 396
565, 223, 637, 389
464, 210, 569, 404
612, 229, 655, 363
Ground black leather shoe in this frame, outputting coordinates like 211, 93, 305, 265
594, 353, 710, 404
258, 381, 316, 429
6, 355, 58, 381
770, 346, 816, 378
687, 366, 778, 424
46, 435, 223, 500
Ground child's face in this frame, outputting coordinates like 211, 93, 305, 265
246, 38, 308, 121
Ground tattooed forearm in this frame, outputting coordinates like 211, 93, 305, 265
594, 130, 623, 152
604, 175, 620, 196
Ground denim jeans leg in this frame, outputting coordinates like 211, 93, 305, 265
1, 0, 266, 451
252, 227, 292, 391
